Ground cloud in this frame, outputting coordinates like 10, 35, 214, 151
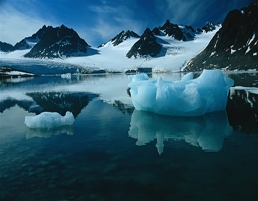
155, 0, 214, 27
0, 2, 57, 45
84, 3, 145, 46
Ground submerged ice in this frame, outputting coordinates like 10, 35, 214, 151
24, 111, 75, 128
128, 69, 234, 116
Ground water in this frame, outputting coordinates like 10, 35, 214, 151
0, 72, 258, 201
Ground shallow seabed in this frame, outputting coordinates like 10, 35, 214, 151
0, 72, 258, 201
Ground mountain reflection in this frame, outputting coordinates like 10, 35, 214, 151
129, 110, 232, 154
0, 91, 98, 117
227, 88, 258, 134
0, 91, 98, 139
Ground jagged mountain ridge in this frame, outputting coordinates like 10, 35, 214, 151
99, 30, 140, 47
126, 28, 162, 58
24, 25, 94, 58
0, 21, 220, 73
1, 21, 217, 60
11, 25, 52, 51
184, 3, 258, 71
126, 21, 218, 58
0, 41, 13, 52
1, 3, 257, 72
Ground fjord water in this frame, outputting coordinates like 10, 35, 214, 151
0, 72, 258, 201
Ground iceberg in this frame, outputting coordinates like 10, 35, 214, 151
128, 69, 234, 116
24, 111, 75, 128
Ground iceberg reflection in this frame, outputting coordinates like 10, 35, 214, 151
26, 125, 74, 139
128, 110, 232, 154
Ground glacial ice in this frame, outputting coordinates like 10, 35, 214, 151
24, 111, 75, 128
128, 69, 234, 116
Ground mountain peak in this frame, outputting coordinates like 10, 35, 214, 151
24, 25, 91, 58
111, 30, 140, 46
201, 22, 216, 33
0, 41, 13, 52
99, 30, 140, 47
126, 28, 162, 58
185, 3, 258, 71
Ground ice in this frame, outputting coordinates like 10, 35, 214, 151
128, 110, 232, 154
128, 69, 234, 116
61, 73, 72, 79
24, 111, 75, 128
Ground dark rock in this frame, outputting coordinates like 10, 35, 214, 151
91, 69, 106, 74
126, 28, 162, 58
160, 20, 184, 40
0, 41, 13, 52
202, 22, 216, 33
152, 27, 161, 35
99, 30, 140, 47
111, 30, 140, 46
11, 25, 52, 51
185, 3, 258, 71
125, 69, 137, 74
24, 24, 92, 58
152, 20, 217, 41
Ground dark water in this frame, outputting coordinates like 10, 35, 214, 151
0, 72, 258, 201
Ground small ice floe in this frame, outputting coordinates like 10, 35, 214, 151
128, 69, 234, 116
24, 111, 75, 128
61, 73, 72, 79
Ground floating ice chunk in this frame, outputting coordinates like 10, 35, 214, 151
24, 111, 75, 128
61, 73, 71, 79
128, 69, 234, 116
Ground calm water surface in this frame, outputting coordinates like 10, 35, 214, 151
0, 72, 258, 201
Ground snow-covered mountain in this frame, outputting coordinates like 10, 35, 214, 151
1, 3, 258, 74
126, 21, 218, 59
0, 21, 220, 73
11, 25, 52, 51
99, 30, 140, 47
153, 20, 196, 41
185, 3, 258, 71
24, 25, 95, 58
126, 28, 162, 58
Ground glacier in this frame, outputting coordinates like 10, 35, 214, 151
24, 111, 75, 128
128, 69, 234, 116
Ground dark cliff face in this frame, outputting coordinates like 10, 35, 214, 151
0, 41, 13, 52
184, 3, 258, 71
126, 28, 162, 58
24, 25, 90, 58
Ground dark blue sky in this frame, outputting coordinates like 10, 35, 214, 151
0, 0, 256, 47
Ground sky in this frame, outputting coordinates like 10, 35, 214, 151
0, 0, 256, 47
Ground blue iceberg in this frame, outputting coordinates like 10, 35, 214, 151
128, 69, 234, 116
